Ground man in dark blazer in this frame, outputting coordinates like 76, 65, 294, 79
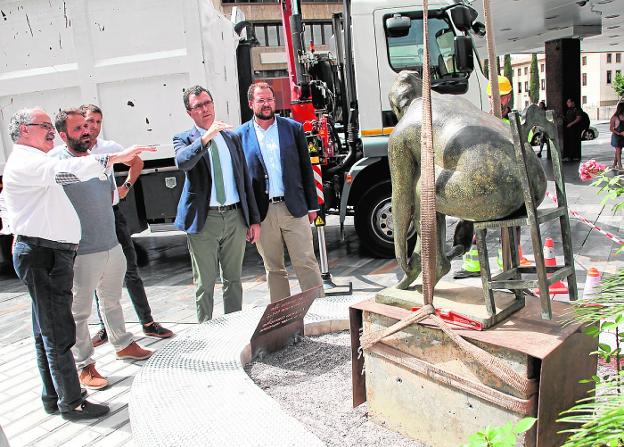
235, 82, 322, 302
174, 85, 261, 322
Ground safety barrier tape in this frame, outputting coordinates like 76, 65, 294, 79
546, 191, 624, 246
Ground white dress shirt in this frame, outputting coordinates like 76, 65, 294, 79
253, 118, 284, 199
0, 144, 108, 243
195, 127, 240, 206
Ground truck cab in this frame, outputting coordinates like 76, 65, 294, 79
339, 0, 489, 257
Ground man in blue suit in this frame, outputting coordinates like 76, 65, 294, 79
235, 82, 322, 302
173, 85, 261, 322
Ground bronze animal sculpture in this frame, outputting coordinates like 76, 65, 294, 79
388, 71, 547, 289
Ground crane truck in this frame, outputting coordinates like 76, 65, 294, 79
0, 0, 489, 270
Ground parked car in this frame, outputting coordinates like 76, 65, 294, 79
530, 126, 599, 146
581, 126, 599, 141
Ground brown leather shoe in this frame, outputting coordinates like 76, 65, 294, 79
116, 341, 153, 360
91, 328, 108, 348
79, 364, 108, 390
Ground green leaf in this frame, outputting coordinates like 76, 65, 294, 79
514, 417, 537, 434
598, 343, 613, 352
583, 325, 600, 337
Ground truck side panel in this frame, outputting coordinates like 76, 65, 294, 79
0, 0, 240, 173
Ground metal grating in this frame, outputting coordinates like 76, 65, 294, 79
130, 295, 359, 446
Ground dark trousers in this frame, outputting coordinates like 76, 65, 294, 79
95, 205, 152, 328
13, 239, 83, 412
563, 125, 582, 160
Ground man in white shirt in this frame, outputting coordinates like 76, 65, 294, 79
80, 104, 174, 347
49, 108, 153, 391
0, 107, 153, 420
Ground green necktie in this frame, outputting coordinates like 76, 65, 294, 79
209, 140, 226, 205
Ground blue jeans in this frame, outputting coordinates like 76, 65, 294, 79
13, 239, 83, 412
95, 206, 152, 327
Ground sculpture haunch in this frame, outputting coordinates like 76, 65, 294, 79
388, 71, 547, 290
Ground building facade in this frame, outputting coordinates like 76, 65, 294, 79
511, 52, 622, 119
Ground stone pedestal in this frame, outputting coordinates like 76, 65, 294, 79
349, 297, 597, 447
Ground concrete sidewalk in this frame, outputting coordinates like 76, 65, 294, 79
0, 123, 621, 446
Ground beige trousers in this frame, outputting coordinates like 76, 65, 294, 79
72, 244, 133, 369
256, 202, 323, 302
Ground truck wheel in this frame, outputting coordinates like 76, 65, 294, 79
355, 183, 416, 258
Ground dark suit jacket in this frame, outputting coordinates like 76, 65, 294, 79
173, 127, 260, 234
234, 116, 318, 221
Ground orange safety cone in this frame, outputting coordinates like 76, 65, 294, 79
583, 267, 601, 299
518, 245, 531, 266
534, 237, 569, 297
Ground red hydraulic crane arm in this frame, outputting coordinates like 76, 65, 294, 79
280, 0, 301, 102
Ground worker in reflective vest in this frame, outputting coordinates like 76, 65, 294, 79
486, 75, 513, 124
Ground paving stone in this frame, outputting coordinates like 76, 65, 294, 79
5, 426, 48, 447
90, 424, 133, 447
1, 407, 49, 440
33, 418, 90, 447
1, 392, 41, 422
91, 405, 130, 434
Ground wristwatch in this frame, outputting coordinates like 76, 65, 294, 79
123, 181, 133, 189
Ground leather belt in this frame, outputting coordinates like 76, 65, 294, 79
16, 235, 79, 252
269, 196, 285, 203
208, 202, 240, 212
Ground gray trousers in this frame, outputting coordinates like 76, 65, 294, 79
187, 208, 247, 323
72, 244, 133, 369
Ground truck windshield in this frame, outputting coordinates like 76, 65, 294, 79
386, 15, 463, 80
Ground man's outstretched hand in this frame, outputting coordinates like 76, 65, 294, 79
108, 145, 157, 166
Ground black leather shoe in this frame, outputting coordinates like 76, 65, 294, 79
61, 401, 110, 421
43, 388, 88, 415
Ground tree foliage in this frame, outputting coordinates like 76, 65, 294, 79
529, 53, 540, 104
503, 54, 514, 109
613, 72, 624, 99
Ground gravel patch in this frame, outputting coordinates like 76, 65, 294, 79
245, 331, 425, 447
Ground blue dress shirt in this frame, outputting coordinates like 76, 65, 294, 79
252, 119, 284, 199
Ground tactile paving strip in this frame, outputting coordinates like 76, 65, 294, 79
130, 295, 360, 447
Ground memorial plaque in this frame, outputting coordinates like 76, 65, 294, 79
250, 286, 321, 360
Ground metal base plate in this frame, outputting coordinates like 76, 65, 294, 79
375, 281, 524, 329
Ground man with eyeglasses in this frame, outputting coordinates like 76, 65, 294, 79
235, 82, 323, 302
0, 108, 154, 420
173, 85, 261, 323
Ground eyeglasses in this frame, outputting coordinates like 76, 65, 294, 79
188, 100, 214, 111
26, 122, 55, 131
254, 98, 275, 105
